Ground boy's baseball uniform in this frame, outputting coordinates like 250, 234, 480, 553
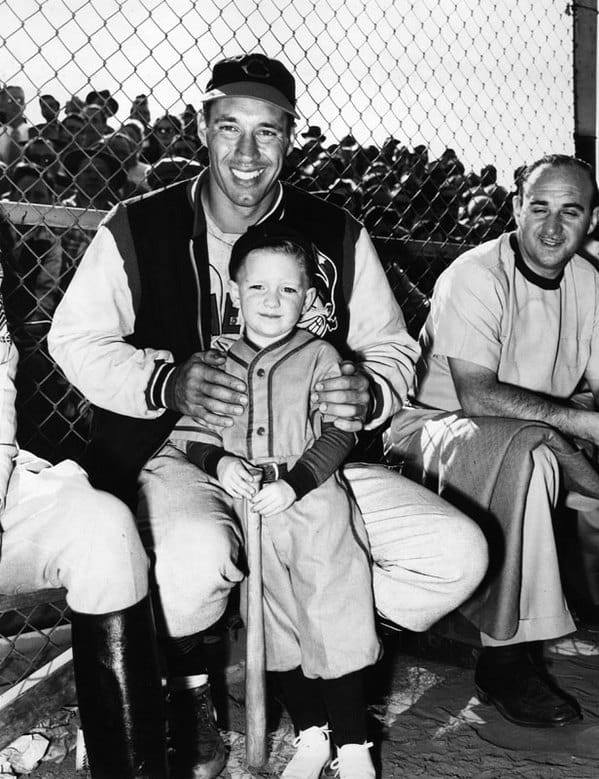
171, 328, 380, 678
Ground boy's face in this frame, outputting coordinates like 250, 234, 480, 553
230, 247, 316, 348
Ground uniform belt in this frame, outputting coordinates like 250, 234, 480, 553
260, 462, 288, 483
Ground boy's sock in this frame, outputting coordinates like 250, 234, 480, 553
163, 632, 208, 687
319, 668, 369, 746
276, 666, 328, 732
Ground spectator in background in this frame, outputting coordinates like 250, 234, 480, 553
0, 85, 31, 166
119, 118, 151, 192
85, 89, 119, 126
7, 162, 55, 206
32, 94, 66, 149
63, 137, 127, 210
78, 103, 110, 149
299, 124, 327, 161
142, 113, 182, 163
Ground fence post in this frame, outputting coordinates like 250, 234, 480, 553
572, 0, 598, 170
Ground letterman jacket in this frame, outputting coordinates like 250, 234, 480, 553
48, 172, 419, 502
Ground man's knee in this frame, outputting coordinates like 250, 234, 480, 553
60, 488, 150, 612
153, 517, 242, 630
441, 513, 488, 592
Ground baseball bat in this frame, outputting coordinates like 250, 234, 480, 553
244, 498, 267, 768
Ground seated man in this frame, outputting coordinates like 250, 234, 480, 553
0, 208, 168, 778
385, 154, 599, 728
48, 53, 488, 778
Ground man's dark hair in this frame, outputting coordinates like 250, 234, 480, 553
229, 224, 318, 285
518, 154, 599, 208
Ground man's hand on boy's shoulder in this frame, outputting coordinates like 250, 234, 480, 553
166, 349, 248, 426
312, 361, 373, 432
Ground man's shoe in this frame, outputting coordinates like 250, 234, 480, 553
282, 724, 331, 778
475, 648, 582, 728
168, 683, 226, 778
330, 742, 375, 779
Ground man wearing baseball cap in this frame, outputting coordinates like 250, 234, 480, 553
50, 53, 487, 777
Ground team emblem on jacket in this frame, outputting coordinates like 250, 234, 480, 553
299, 249, 338, 337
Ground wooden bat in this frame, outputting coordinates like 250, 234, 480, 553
244, 498, 267, 768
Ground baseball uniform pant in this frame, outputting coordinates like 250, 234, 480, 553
0, 451, 148, 614
136, 442, 487, 637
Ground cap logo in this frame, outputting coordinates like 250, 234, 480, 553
240, 56, 271, 80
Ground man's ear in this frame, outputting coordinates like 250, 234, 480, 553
588, 206, 599, 236
198, 110, 208, 146
302, 286, 317, 313
229, 280, 240, 306
286, 124, 296, 158
512, 194, 522, 223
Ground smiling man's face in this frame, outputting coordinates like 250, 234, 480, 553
513, 163, 599, 278
201, 96, 294, 220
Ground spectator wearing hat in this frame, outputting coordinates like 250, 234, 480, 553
332, 132, 369, 180
78, 103, 111, 150
63, 138, 127, 210
86, 89, 119, 120
32, 94, 67, 150
22, 137, 61, 187
299, 124, 326, 160
7, 161, 55, 205
0, 85, 31, 166
142, 114, 183, 164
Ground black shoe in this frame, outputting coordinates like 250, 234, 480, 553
168, 683, 227, 778
474, 647, 582, 728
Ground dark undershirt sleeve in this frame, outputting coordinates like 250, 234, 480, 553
187, 442, 229, 477
281, 423, 356, 500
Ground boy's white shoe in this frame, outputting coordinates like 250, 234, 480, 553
282, 724, 332, 778
330, 741, 375, 778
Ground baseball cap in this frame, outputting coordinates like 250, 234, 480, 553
201, 53, 298, 119
229, 222, 317, 281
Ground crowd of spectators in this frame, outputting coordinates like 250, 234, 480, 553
0, 82, 516, 463
0, 84, 514, 244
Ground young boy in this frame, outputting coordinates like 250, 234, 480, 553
170, 223, 380, 778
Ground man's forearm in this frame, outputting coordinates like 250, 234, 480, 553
461, 379, 599, 445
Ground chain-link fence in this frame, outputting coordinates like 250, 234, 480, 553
0, 0, 584, 707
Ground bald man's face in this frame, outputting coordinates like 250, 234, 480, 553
513, 164, 599, 278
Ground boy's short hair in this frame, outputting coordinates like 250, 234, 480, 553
229, 223, 318, 284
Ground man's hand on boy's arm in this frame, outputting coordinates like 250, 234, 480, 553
312, 361, 373, 432
251, 480, 296, 517
217, 455, 260, 500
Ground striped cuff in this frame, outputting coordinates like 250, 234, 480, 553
146, 360, 177, 410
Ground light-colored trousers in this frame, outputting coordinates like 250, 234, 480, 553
137, 442, 488, 638
482, 444, 599, 647
0, 451, 149, 614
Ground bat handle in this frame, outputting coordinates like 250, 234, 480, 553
244, 500, 267, 768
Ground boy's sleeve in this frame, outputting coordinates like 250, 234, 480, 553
282, 342, 356, 499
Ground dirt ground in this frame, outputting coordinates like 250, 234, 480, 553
7, 626, 599, 779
